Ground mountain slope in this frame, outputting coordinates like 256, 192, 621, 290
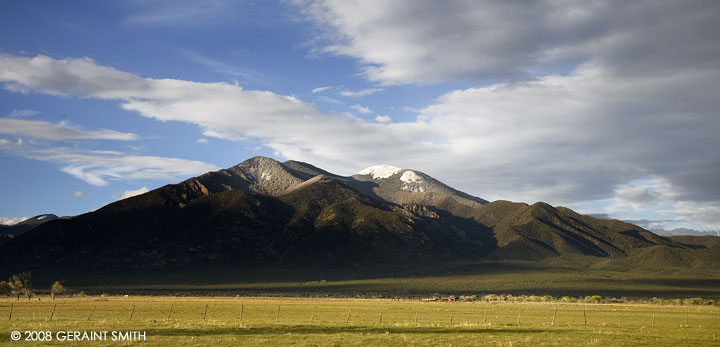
471, 202, 681, 260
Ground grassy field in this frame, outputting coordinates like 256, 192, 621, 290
1, 296, 719, 346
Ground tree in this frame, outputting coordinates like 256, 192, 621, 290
9, 272, 33, 301
0, 281, 9, 296
8, 279, 22, 301
50, 281, 67, 300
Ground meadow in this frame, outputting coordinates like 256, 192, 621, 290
1, 296, 719, 346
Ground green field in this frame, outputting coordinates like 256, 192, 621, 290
2, 297, 719, 346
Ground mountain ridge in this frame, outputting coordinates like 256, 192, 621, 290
1, 156, 716, 275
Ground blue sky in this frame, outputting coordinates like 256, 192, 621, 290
1, 0, 719, 235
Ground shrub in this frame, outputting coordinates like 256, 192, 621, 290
483, 294, 499, 302
685, 298, 704, 305
73, 291, 87, 298
651, 297, 668, 305
584, 295, 603, 304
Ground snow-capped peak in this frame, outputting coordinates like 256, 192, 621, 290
357, 164, 402, 179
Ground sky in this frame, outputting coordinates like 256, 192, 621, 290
0, 0, 718, 235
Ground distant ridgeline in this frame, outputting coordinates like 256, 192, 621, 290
1, 156, 718, 273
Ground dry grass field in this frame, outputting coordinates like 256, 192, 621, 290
2, 296, 719, 346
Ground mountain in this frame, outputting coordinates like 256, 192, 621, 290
0, 214, 58, 246
0, 156, 715, 275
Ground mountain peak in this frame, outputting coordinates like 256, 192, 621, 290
357, 164, 402, 179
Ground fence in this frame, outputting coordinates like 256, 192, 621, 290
1, 299, 717, 328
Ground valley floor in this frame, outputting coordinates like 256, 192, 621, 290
38, 260, 720, 300
1, 296, 719, 346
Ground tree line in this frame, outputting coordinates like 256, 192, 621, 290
0, 272, 67, 300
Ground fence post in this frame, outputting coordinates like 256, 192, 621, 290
240, 305, 244, 322
516, 309, 522, 325
49, 304, 56, 321
87, 306, 96, 321
450, 309, 454, 323
415, 308, 419, 323
310, 307, 315, 323
583, 309, 587, 325
129, 304, 135, 321
203, 304, 208, 321
551, 307, 557, 326
166, 304, 173, 321
345, 309, 351, 323
379, 309, 383, 323
651, 311, 655, 327
8, 303, 13, 320
483, 309, 487, 325
276, 305, 281, 322
618, 311, 622, 328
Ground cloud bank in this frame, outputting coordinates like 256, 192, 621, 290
2, 0, 719, 230
299, 0, 720, 85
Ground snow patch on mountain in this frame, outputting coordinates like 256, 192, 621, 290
400, 171, 422, 183
357, 165, 402, 179
400, 170, 426, 192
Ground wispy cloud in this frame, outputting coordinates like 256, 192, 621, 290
0, 118, 138, 141
8, 108, 40, 117
0, 139, 218, 186
183, 51, 265, 83
123, 0, 232, 26
339, 87, 382, 97
311, 86, 332, 93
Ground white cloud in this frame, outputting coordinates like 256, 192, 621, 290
0, 216, 28, 225
339, 87, 381, 97
375, 114, 391, 123
660, 202, 720, 230
612, 180, 667, 210
197, 138, 208, 144
0, 118, 138, 141
74, 191, 83, 197
351, 104, 372, 114
8, 108, 40, 117
299, 1, 720, 85
312, 86, 332, 93
1, 53, 719, 230
119, 186, 149, 200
